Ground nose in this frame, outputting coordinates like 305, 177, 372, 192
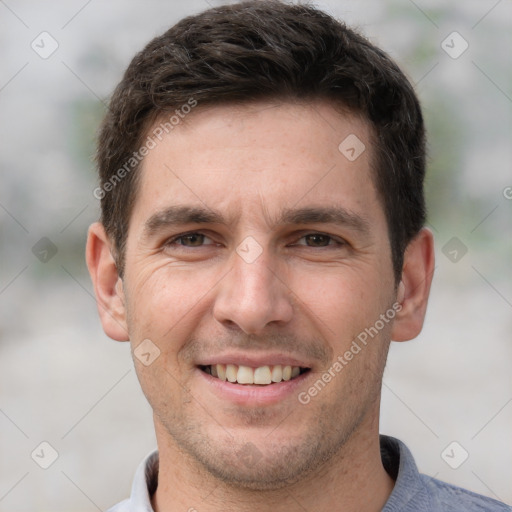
213, 246, 294, 335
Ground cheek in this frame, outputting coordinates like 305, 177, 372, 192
290, 264, 387, 338
125, 264, 218, 344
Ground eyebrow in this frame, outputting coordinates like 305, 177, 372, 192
143, 206, 225, 239
277, 206, 371, 235
142, 204, 371, 239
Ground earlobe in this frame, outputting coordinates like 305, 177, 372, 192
86, 222, 130, 341
391, 228, 435, 342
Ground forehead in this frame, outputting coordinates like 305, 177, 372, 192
131, 101, 383, 230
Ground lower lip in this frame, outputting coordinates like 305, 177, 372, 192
197, 368, 311, 406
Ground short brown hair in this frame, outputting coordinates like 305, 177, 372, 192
96, 0, 426, 282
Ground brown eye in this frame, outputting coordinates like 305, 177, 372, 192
303, 234, 333, 247
177, 233, 206, 246
180, 233, 204, 247
166, 232, 215, 248
292, 232, 346, 249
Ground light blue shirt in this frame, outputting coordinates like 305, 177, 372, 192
107, 435, 511, 511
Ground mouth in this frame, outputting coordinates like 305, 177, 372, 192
199, 364, 311, 385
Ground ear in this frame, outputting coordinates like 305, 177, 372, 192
86, 222, 129, 341
391, 227, 435, 342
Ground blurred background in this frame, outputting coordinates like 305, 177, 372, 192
0, 0, 511, 510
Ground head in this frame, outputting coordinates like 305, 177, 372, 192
87, 0, 434, 490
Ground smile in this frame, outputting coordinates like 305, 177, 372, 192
199, 364, 310, 385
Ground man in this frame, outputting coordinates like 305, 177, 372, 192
86, 1, 510, 511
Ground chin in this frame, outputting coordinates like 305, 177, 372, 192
168, 419, 348, 490
195, 441, 331, 490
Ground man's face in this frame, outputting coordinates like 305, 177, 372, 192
121, 102, 397, 488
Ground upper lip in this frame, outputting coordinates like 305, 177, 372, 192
196, 352, 314, 369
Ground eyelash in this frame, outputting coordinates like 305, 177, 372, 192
164, 231, 346, 249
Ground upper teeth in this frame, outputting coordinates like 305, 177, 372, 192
206, 364, 302, 385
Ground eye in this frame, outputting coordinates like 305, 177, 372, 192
166, 232, 215, 248
294, 233, 343, 248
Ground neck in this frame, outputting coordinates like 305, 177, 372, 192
151, 411, 394, 512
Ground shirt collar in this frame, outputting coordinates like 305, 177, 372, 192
380, 435, 430, 511
129, 449, 158, 512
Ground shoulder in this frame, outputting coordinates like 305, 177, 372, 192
420, 474, 512, 511
380, 435, 511, 512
